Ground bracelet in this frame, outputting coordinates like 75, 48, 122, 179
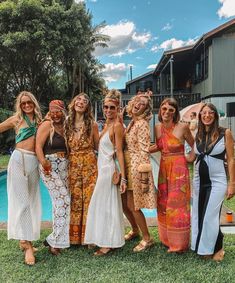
141, 180, 148, 184
121, 177, 127, 184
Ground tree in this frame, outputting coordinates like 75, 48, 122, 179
0, 0, 109, 108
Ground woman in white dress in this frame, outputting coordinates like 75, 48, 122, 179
188, 103, 235, 261
84, 89, 127, 256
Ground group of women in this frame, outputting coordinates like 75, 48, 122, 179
0, 90, 234, 266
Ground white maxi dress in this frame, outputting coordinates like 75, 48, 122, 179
84, 130, 125, 248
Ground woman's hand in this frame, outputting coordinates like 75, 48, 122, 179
120, 181, 127, 194
42, 159, 52, 175
227, 184, 235, 200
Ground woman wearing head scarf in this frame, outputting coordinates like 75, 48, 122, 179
36, 100, 70, 255
150, 98, 194, 253
188, 103, 235, 261
0, 91, 42, 265
84, 89, 126, 256
122, 94, 156, 252
65, 93, 99, 246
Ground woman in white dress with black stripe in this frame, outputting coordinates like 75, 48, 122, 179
84, 89, 127, 255
188, 103, 235, 262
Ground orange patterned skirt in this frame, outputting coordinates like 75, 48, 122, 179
69, 150, 97, 245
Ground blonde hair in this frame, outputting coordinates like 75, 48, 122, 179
104, 89, 121, 106
126, 94, 152, 121
65, 93, 94, 141
14, 91, 42, 129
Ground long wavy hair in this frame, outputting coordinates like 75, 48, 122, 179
158, 97, 180, 124
14, 91, 42, 129
196, 103, 221, 147
126, 94, 153, 121
65, 93, 94, 140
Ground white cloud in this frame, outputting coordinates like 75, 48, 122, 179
147, 64, 157, 69
101, 63, 128, 83
151, 37, 198, 52
74, 0, 85, 3
161, 23, 173, 31
217, 0, 235, 18
94, 21, 151, 57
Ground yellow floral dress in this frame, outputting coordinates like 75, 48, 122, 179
68, 129, 98, 245
125, 119, 156, 210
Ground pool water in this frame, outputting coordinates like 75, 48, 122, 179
0, 172, 52, 222
0, 172, 156, 222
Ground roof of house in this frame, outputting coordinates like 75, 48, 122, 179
155, 17, 235, 73
126, 70, 154, 86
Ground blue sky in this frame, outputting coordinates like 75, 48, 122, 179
79, 0, 235, 89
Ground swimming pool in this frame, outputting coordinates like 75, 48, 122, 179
0, 172, 52, 222
0, 171, 157, 222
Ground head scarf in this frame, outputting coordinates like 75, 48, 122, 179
49, 100, 65, 111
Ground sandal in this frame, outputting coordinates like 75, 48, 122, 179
133, 238, 155, 252
19, 242, 38, 253
43, 240, 60, 256
212, 250, 225, 262
124, 230, 139, 241
94, 248, 113, 256
20, 241, 35, 266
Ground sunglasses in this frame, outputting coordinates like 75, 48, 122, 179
161, 106, 175, 113
103, 105, 116, 111
20, 101, 34, 107
50, 110, 63, 116
200, 110, 215, 116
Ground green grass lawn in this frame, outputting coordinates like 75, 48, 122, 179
0, 154, 10, 170
0, 229, 235, 283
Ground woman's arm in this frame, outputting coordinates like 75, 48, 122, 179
149, 125, 159, 153
92, 122, 99, 151
0, 116, 17, 133
114, 122, 126, 193
225, 129, 235, 200
184, 123, 194, 147
35, 120, 51, 167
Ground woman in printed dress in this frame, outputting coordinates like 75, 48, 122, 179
84, 89, 127, 256
0, 91, 42, 265
36, 100, 70, 255
188, 103, 235, 261
150, 98, 194, 253
66, 93, 99, 245
123, 94, 156, 252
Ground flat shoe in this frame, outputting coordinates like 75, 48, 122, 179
133, 238, 155, 252
212, 250, 225, 262
94, 248, 113, 256
124, 231, 139, 241
20, 241, 35, 265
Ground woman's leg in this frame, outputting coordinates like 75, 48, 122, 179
121, 191, 139, 237
127, 191, 150, 241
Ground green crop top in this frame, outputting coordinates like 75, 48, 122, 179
15, 114, 37, 144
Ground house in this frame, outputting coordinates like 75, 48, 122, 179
124, 18, 235, 134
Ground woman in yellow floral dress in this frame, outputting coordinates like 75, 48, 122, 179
66, 93, 99, 245
123, 94, 156, 252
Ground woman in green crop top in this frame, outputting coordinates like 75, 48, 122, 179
0, 91, 42, 266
